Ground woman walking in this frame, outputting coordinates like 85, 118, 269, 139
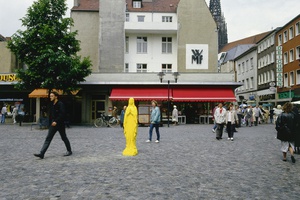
226, 105, 238, 141
276, 102, 296, 163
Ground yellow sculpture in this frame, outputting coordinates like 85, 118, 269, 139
122, 98, 138, 156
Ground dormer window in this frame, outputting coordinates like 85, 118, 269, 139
162, 16, 172, 22
133, 1, 142, 8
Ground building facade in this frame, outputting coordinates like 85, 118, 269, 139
276, 14, 300, 102
70, 0, 239, 124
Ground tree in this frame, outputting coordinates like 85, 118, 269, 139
7, 0, 92, 94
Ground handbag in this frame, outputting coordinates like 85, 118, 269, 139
276, 115, 294, 141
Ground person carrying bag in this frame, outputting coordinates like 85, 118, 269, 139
275, 102, 296, 163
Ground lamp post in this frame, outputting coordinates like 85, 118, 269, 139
158, 72, 179, 127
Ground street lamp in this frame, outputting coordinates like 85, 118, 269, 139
157, 72, 180, 127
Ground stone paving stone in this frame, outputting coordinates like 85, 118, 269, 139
0, 123, 299, 199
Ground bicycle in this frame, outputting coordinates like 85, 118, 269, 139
94, 113, 119, 128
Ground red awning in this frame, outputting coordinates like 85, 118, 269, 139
172, 87, 236, 102
110, 88, 172, 101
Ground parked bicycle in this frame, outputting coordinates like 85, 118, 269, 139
94, 112, 119, 128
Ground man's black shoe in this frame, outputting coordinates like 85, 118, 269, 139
34, 153, 44, 159
64, 151, 72, 156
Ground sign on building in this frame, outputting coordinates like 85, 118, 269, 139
276, 46, 283, 87
186, 44, 208, 69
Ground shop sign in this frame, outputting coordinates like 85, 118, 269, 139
276, 46, 283, 87
186, 44, 208, 69
0, 74, 18, 82
278, 91, 294, 99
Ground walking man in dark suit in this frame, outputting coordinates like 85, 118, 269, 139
34, 91, 72, 159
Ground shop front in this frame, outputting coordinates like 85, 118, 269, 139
109, 85, 237, 125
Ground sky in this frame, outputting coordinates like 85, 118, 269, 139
0, 0, 299, 43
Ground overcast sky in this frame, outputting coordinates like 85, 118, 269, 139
0, 0, 299, 43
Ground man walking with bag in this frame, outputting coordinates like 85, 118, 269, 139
34, 91, 72, 159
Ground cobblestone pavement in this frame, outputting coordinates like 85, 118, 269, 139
0, 122, 299, 200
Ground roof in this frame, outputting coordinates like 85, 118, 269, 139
0, 34, 6, 41
219, 31, 271, 53
71, 0, 99, 11
126, 0, 180, 13
222, 44, 254, 63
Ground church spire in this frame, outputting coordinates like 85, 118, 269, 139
209, 0, 228, 51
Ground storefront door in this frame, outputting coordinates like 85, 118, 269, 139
91, 100, 105, 121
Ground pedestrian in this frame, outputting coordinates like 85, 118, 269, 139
273, 105, 283, 123
245, 105, 253, 127
112, 106, 118, 118
146, 100, 161, 143
269, 108, 274, 124
12, 106, 18, 124
34, 91, 72, 159
214, 103, 226, 140
292, 106, 300, 154
172, 105, 178, 125
226, 105, 238, 141
253, 105, 262, 126
211, 104, 218, 133
236, 105, 243, 128
1, 104, 7, 123
119, 105, 127, 128
275, 102, 296, 163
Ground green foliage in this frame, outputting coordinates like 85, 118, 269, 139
7, 0, 92, 94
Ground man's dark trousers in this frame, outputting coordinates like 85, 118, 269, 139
40, 124, 71, 155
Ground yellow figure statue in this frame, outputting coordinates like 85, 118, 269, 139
122, 98, 138, 156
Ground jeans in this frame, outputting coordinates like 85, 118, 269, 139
226, 122, 235, 138
216, 123, 224, 139
40, 124, 71, 155
1, 114, 5, 123
254, 116, 259, 126
149, 123, 160, 141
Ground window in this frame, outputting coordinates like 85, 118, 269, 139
126, 13, 130, 22
242, 80, 245, 90
125, 36, 129, 53
162, 16, 172, 22
289, 26, 294, 39
296, 70, 300, 85
137, 15, 145, 22
290, 71, 294, 86
162, 37, 172, 53
124, 63, 129, 73
283, 31, 288, 43
284, 73, 288, 87
278, 34, 282, 45
267, 71, 270, 82
250, 58, 254, 70
296, 22, 300, 36
242, 62, 244, 73
133, 1, 141, 8
271, 70, 275, 81
238, 64, 241, 75
136, 64, 147, 73
250, 77, 254, 89
162, 64, 172, 73
271, 35, 275, 45
258, 74, 261, 85
283, 52, 288, 64
290, 49, 294, 62
246, 60, 249, 71
263, 73, 266, 83
245, 79, 249, 90
296, 46, 300, 60
271, 52, 275, 63
137, 37, 147, 53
